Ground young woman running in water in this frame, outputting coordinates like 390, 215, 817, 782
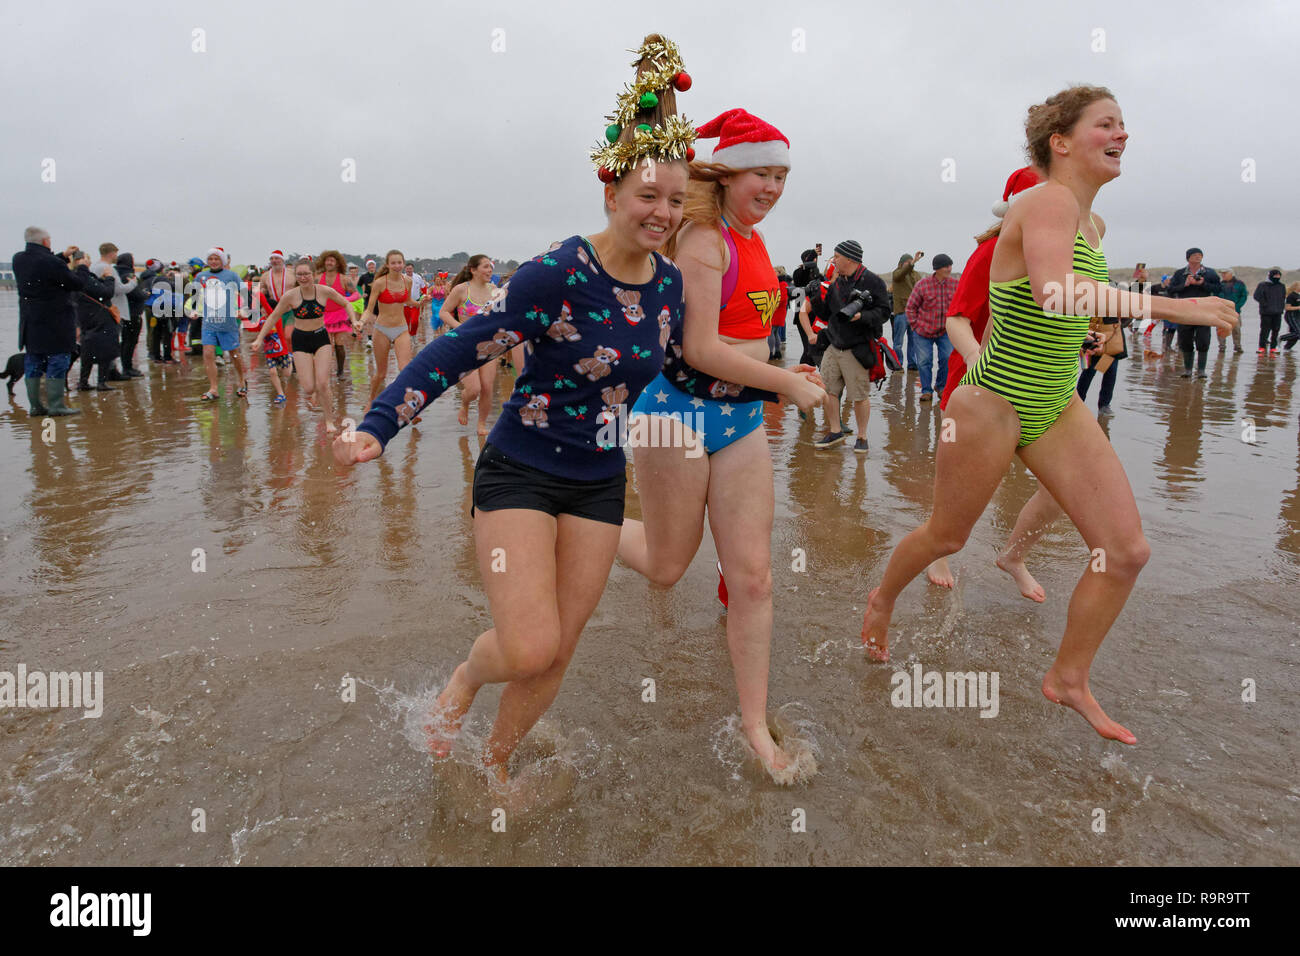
860, 87, 1237, 744
616, 109, 825, 779
334, 35, 694, 783
439, 255, 500, 435
255, 258, 354, 431
360, 250, 416, 410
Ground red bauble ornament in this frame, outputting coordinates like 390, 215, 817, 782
674, 71, 692, 92
685, 147, 696, 162
597, 166, 617, 183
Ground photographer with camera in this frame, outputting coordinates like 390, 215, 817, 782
905, 253, 959, 402
1167, 247, 1221, 378
809, 240, 890, 452
13, 227, 111, 415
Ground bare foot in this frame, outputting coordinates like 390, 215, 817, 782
476, 423, 489, 437
745, 723, 790, 776
481, 758, 510, 787
996, 553, 1046, 602
325, 419, 338, 435
860, 587, 892, 661
1041, 668, 1137, 745
426, 662, 478, 758
457, 402, 469, 427
926, 557, 954, 588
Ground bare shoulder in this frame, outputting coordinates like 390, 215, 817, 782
676, 220, 726, 271
1009, 181, 1080, 232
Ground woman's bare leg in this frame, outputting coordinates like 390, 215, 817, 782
368, 331, 392, 409
996, 483, 1065, 602
293, 351, 316, 408
313, 345, 336, 432
861, 385, 1021, 660
1017, 398, 1148, 744
430, 508, 561, 759
705, 427, 789, 772
618, 417, 710, 587
481, 513, 621, 779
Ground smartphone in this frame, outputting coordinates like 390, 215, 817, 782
1136, 262, 1146, 270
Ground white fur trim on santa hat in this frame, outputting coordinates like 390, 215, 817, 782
206, 247, 227, 263
710, 141, 791, 171
992, 182, 1045, 218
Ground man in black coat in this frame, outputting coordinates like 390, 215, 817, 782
1253, 268, 1286, 353
807, 239, 891, 453
13, 226, 107, 416
1167, 247, 1222, 379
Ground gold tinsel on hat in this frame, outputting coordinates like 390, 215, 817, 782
590, 36, 696, 179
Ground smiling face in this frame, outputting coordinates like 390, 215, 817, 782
387, 253, 405, 274
269, 255, 284, 270
295, 264, 315, 288
322, 254, 341, 273
473, 258, 495, 282
720, 166, 787, 226
206, 252, 224, 271
605, 160, 689, 252
1054, 98, 1127, 183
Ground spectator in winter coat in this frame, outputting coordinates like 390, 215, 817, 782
1215, 268, 1247, 354
1253, 268, 1286, 353
1166, 247, 1221, 378
13, 226, 102, 415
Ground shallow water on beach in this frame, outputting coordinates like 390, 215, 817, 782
0, 290, 1296, 866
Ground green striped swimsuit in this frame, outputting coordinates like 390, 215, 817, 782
959, 225, 1109, 446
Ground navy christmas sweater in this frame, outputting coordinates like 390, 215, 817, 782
358, 235, 685, 480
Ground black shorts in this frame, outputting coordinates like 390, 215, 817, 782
291, 325, 331, 354
472, 443, 626, 526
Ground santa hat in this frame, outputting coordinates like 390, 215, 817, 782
366, 259, 376, 268
206, 246, 229, 264
145, 258, 162, 269
992, 166, 1042, 218
696, 109, 790, 170
608, 347, 622, 362
269, 249, 285, 261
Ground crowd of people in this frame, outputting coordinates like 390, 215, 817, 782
11, 34, 1260, 784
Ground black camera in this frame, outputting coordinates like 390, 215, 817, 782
837, 288, 873, 320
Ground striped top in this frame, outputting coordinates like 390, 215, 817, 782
959, 224, 1108, 446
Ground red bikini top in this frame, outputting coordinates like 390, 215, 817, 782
378, 281, 410, 304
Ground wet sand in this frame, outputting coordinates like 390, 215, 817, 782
1, 293, 1296, 865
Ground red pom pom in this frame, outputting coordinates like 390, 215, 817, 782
685, 147, 695, 162
674, 71, 692, 92
597, 166, 617, 183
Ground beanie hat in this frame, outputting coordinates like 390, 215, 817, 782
992, 166, 1043, 218
1186, 247, 1203, 260
696, 108, 790, 170
834, 240, 863, 264
800, 249, 818, 264
933, 253, 954, 270
898, 253, 913, 266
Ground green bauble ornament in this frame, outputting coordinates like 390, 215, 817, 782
605, 124, 620, 144
636, 123, 652, 134
638, 91, 659, 110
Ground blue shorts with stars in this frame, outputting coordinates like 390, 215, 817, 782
628, 372, 765, 457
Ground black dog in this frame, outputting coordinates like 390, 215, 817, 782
3, 353, 22, 398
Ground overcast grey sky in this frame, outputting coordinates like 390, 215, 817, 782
2, 0, 1293, 274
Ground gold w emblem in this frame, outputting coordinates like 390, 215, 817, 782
746, 290, 778, 330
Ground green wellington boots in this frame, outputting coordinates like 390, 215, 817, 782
44, 377, 82, 416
